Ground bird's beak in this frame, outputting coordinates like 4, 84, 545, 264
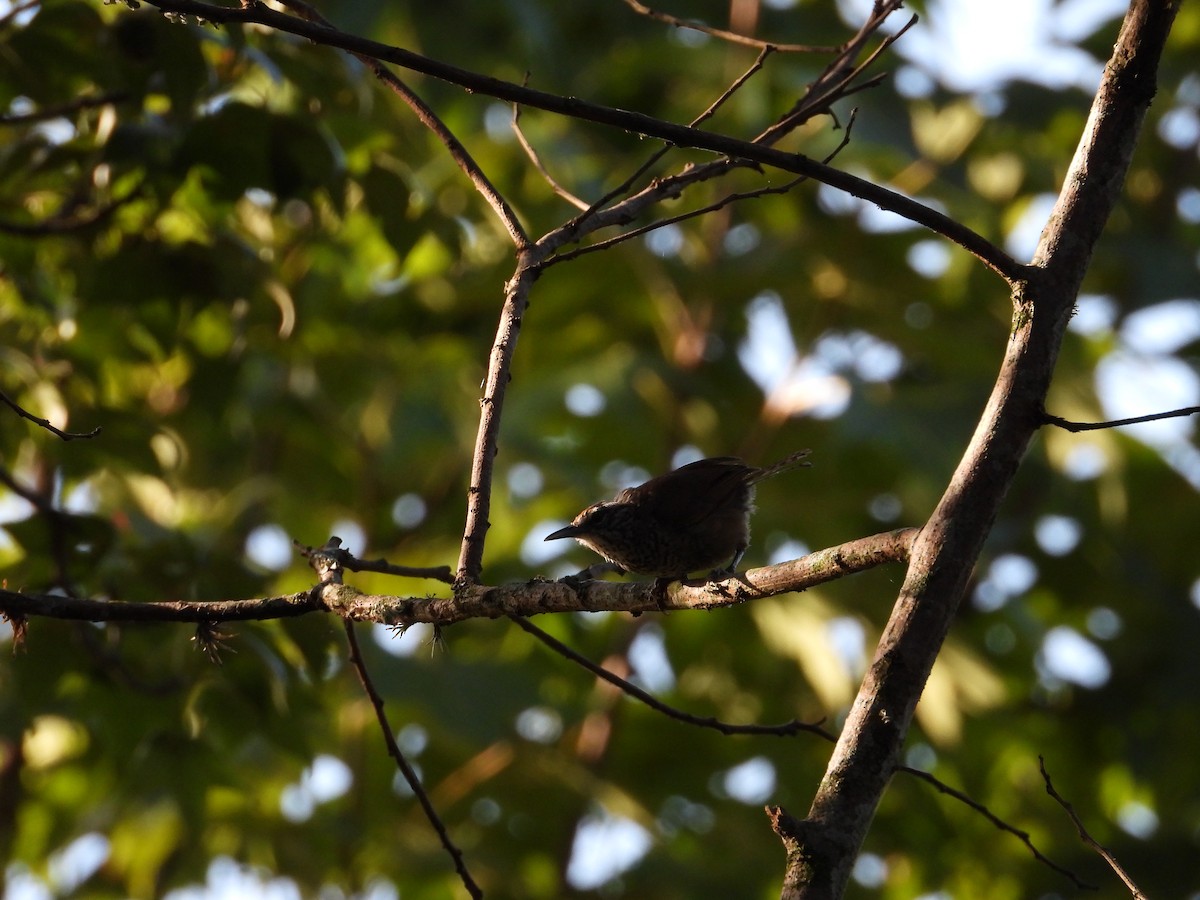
544, 524, 581, 542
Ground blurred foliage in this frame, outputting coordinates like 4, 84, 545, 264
1, 0, 1199, 897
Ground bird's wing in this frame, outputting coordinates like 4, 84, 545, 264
618, 457, 752, 528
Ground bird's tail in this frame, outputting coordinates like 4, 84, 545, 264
751, 448, 813, 482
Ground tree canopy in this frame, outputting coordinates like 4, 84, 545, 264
1, 0, 1199, 897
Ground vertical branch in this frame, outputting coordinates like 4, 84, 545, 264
785, 1, 1180, 896
456, 260, 542, 583
270, 0, 535, 586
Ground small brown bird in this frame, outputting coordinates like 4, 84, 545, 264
544, 449, 811, 579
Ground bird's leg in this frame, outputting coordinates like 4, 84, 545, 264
651, 576, 678, 613
727, 544, 747, 571
708, 543, 748, 580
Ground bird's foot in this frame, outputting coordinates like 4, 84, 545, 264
650, 576, 676, 613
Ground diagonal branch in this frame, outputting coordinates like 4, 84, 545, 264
307, 538, 480, 897
0, 388, 100, 439
133, 0, 1020, 279
898, 764, 1093, 890
549, 106, 858, 267
344, 620, 482, 899
510, 614, 834, 739
789, 2, 1182, 895
511, 97, 591, 211
1039, 756, 1146, 898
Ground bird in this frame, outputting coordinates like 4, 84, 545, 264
544, 449, 811, 580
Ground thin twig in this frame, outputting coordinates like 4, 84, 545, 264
0, 388, 100, 440
549, 174, 805, 267
758, 3, 913, 142
549, 107, 857, 268
622, 0, 839, 53
343, 620, 482, 899
566, 45, 773, 240
1043, 405, 1200, 432
898, 765, 1094, 890
1039, 756, 1148, 899
511, 97, 590, 211
307, 539, 481, 898
510, 614, 834, 739
294, 537, 454, 583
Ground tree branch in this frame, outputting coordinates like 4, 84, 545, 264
300, 539, 480, 896
1042, 405, 1199, 432
133, 0, 1020, 279
1039, 756, 1146, 898
455, 259, 541, 583
2, 528, 916, 626
344, 620, 482, 899
548, 107, 857, 267
0, 388, 100, 440
510, 614, 834, 739
790, 2, 1181, 894
898, 765, 1093, 890
294, 537, 454, 583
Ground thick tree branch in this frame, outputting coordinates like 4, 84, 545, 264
790, 2, 1180, 896
2, 528, 916, 626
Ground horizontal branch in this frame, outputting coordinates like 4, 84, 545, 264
3, 529, 917, 627
333, 527, 918, 625
0, 589, 320, 623
1043, 405, 1199, 432
136, 0, 1020, 280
